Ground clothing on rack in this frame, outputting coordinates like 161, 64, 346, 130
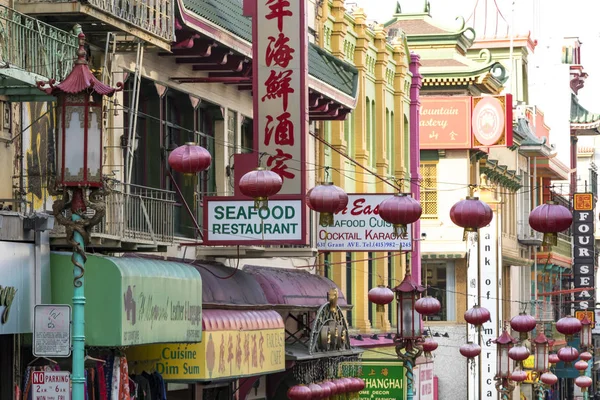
131, 371, 166, 400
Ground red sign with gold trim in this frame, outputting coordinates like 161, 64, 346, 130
419, 96, 472, 149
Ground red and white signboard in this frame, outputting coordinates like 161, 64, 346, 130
254, 0, 308, 195
32, 371, 70, 400
471, 94, 513, 148
316, 194, 412, 252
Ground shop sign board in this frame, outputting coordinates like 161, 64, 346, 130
203, 198, 303, 245
316, 194, 412, 252
419, 96, 472, 149
479, 219, 500, 400
31, 371, 70, 400
572, 193, 595, 312
471, 94, 513, 148
340, 361, 405, 400
33, 304, 71, 357
593, 310, 600, 334
415, 362, 434, 400
127, 328, 285, 381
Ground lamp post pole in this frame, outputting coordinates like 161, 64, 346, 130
39, 31, 121, 400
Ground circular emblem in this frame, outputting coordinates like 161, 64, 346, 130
472, 96, 505, 146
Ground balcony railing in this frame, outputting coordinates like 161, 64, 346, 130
51, 181, 175, 250
0, 5, 78, 80
17, 0, 174, 43
517, 220, 543, 246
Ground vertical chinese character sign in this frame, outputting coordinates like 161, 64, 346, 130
573, 193, 595, 312
254, 0, 308, 197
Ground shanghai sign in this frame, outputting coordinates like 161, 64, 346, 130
572, 193, 595, 311
204, 198, 303, 245
316, 194, 412, 252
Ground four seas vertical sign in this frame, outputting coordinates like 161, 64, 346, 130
572, 193, 595, 312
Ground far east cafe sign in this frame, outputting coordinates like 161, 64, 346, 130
203, 0, 309, 246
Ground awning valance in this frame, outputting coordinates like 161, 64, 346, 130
243, 265, 348, 308
50, 253, 203, 347
127, 309, 285, 381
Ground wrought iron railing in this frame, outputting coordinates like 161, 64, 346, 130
16, 0, 174, 42
51, 181, 175, 246
0, 5, 78, 80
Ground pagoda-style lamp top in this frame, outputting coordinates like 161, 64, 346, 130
38, 33, 123, 96
393, 274, 426, 340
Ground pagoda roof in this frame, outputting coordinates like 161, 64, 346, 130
570, 93, 600, 134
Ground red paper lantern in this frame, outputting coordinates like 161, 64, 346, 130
575, 376, 593, 391
368, 286, 394, 312
459, 342, 481, 359
287, 385, 312, 400
308, 383, 323, 399
528, 201, 573, 246
307, 182, 348, 226
540, 372, 558, 386
168, 142, 212, 175
378, 193, 422, 237
556, 316, 582, 339
508, 345, 530, 362
305, 188, 314, 210
510, 370, 528, 383
415, 296, 442, 316
464, 305, 491, 328
353, 378, 365, 392
239, 167, 283, 210
322, 381, 337, 396
510, 313, 537, 341
449, 196, 493, 239
557, 346, 579, 364
318, 382, 332, 399
422, 338, 438, 359
339, 378, 354, 393
548, 353, 560, 365
580, 351, 593, 362
575, 360, 589, 372
333, 379, 347, 394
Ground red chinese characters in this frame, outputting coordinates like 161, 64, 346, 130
261, 0, 296, 184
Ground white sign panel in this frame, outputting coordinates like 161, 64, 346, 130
418, 362, 434, 400
205, 200, 302, 243
33, 304, 71, 357
256, 0, 307, 194
316, 194, 412, 251
593, 310, 600, 334
479, 221, 499, 400
31, 371, 71, 400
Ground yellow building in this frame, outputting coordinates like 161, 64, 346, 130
315, 1, 413, 334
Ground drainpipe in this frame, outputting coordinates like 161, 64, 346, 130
409, 53, 422, 285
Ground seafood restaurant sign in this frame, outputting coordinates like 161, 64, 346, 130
317, 194, 412, 252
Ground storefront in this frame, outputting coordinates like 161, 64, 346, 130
243, 265, 363, 399
127, 262, 286, 400
42, 253, 204, 398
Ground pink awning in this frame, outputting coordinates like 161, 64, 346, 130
202, 309, 283, 332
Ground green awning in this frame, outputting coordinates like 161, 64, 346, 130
51, 253, 202, 347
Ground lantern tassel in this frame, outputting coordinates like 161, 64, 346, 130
376, 304, 384, 313
319, 212, 334, 227
254, 197, 268, 211
542, 232, 557, 247
392, 224, 407, 238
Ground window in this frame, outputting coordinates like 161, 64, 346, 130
422, 262, 455, 321
420, 163, 438, 218
324, 252, 331, 280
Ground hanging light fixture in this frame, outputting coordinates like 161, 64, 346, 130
286, 384, 312, 400
377, 193, 422, 237
306, 182, 348, 226
575, 376, 593, 392
368, 286, 395, 313
459, 342, 482, 359
308, 383, 323, 399
449, 194, 493, 240
393, 274, 426, 340
528, 201, 573, 246
532, 330, 550, 375
510, 370, 528, 383
548, 353, 560, 365
580, 351, 593, 362
580, 314, 592, 350
422, 338, 438, 359
508, 344, 531, 364
318, 382, 332, 399
239, 167, 283, 210
464, 305, 491, 329
168, 142, 212, 175
575, 360, 589, 374
540, 372, 558, 386
494, 329, 516, 379
510, 312, 537, 341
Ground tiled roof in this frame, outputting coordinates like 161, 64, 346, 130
180, 0, 358, 97
386, 18, 448, 34
571, 93, 600, 127
420, 59, 468, 68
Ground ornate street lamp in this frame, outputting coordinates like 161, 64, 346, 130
532, 329, 551, 400
393, 264, 426, 400
580, 314, 593, 350
493, 328, 516, 399
38, 33, 121, 400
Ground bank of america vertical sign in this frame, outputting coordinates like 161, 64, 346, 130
573, 193, 595, 311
